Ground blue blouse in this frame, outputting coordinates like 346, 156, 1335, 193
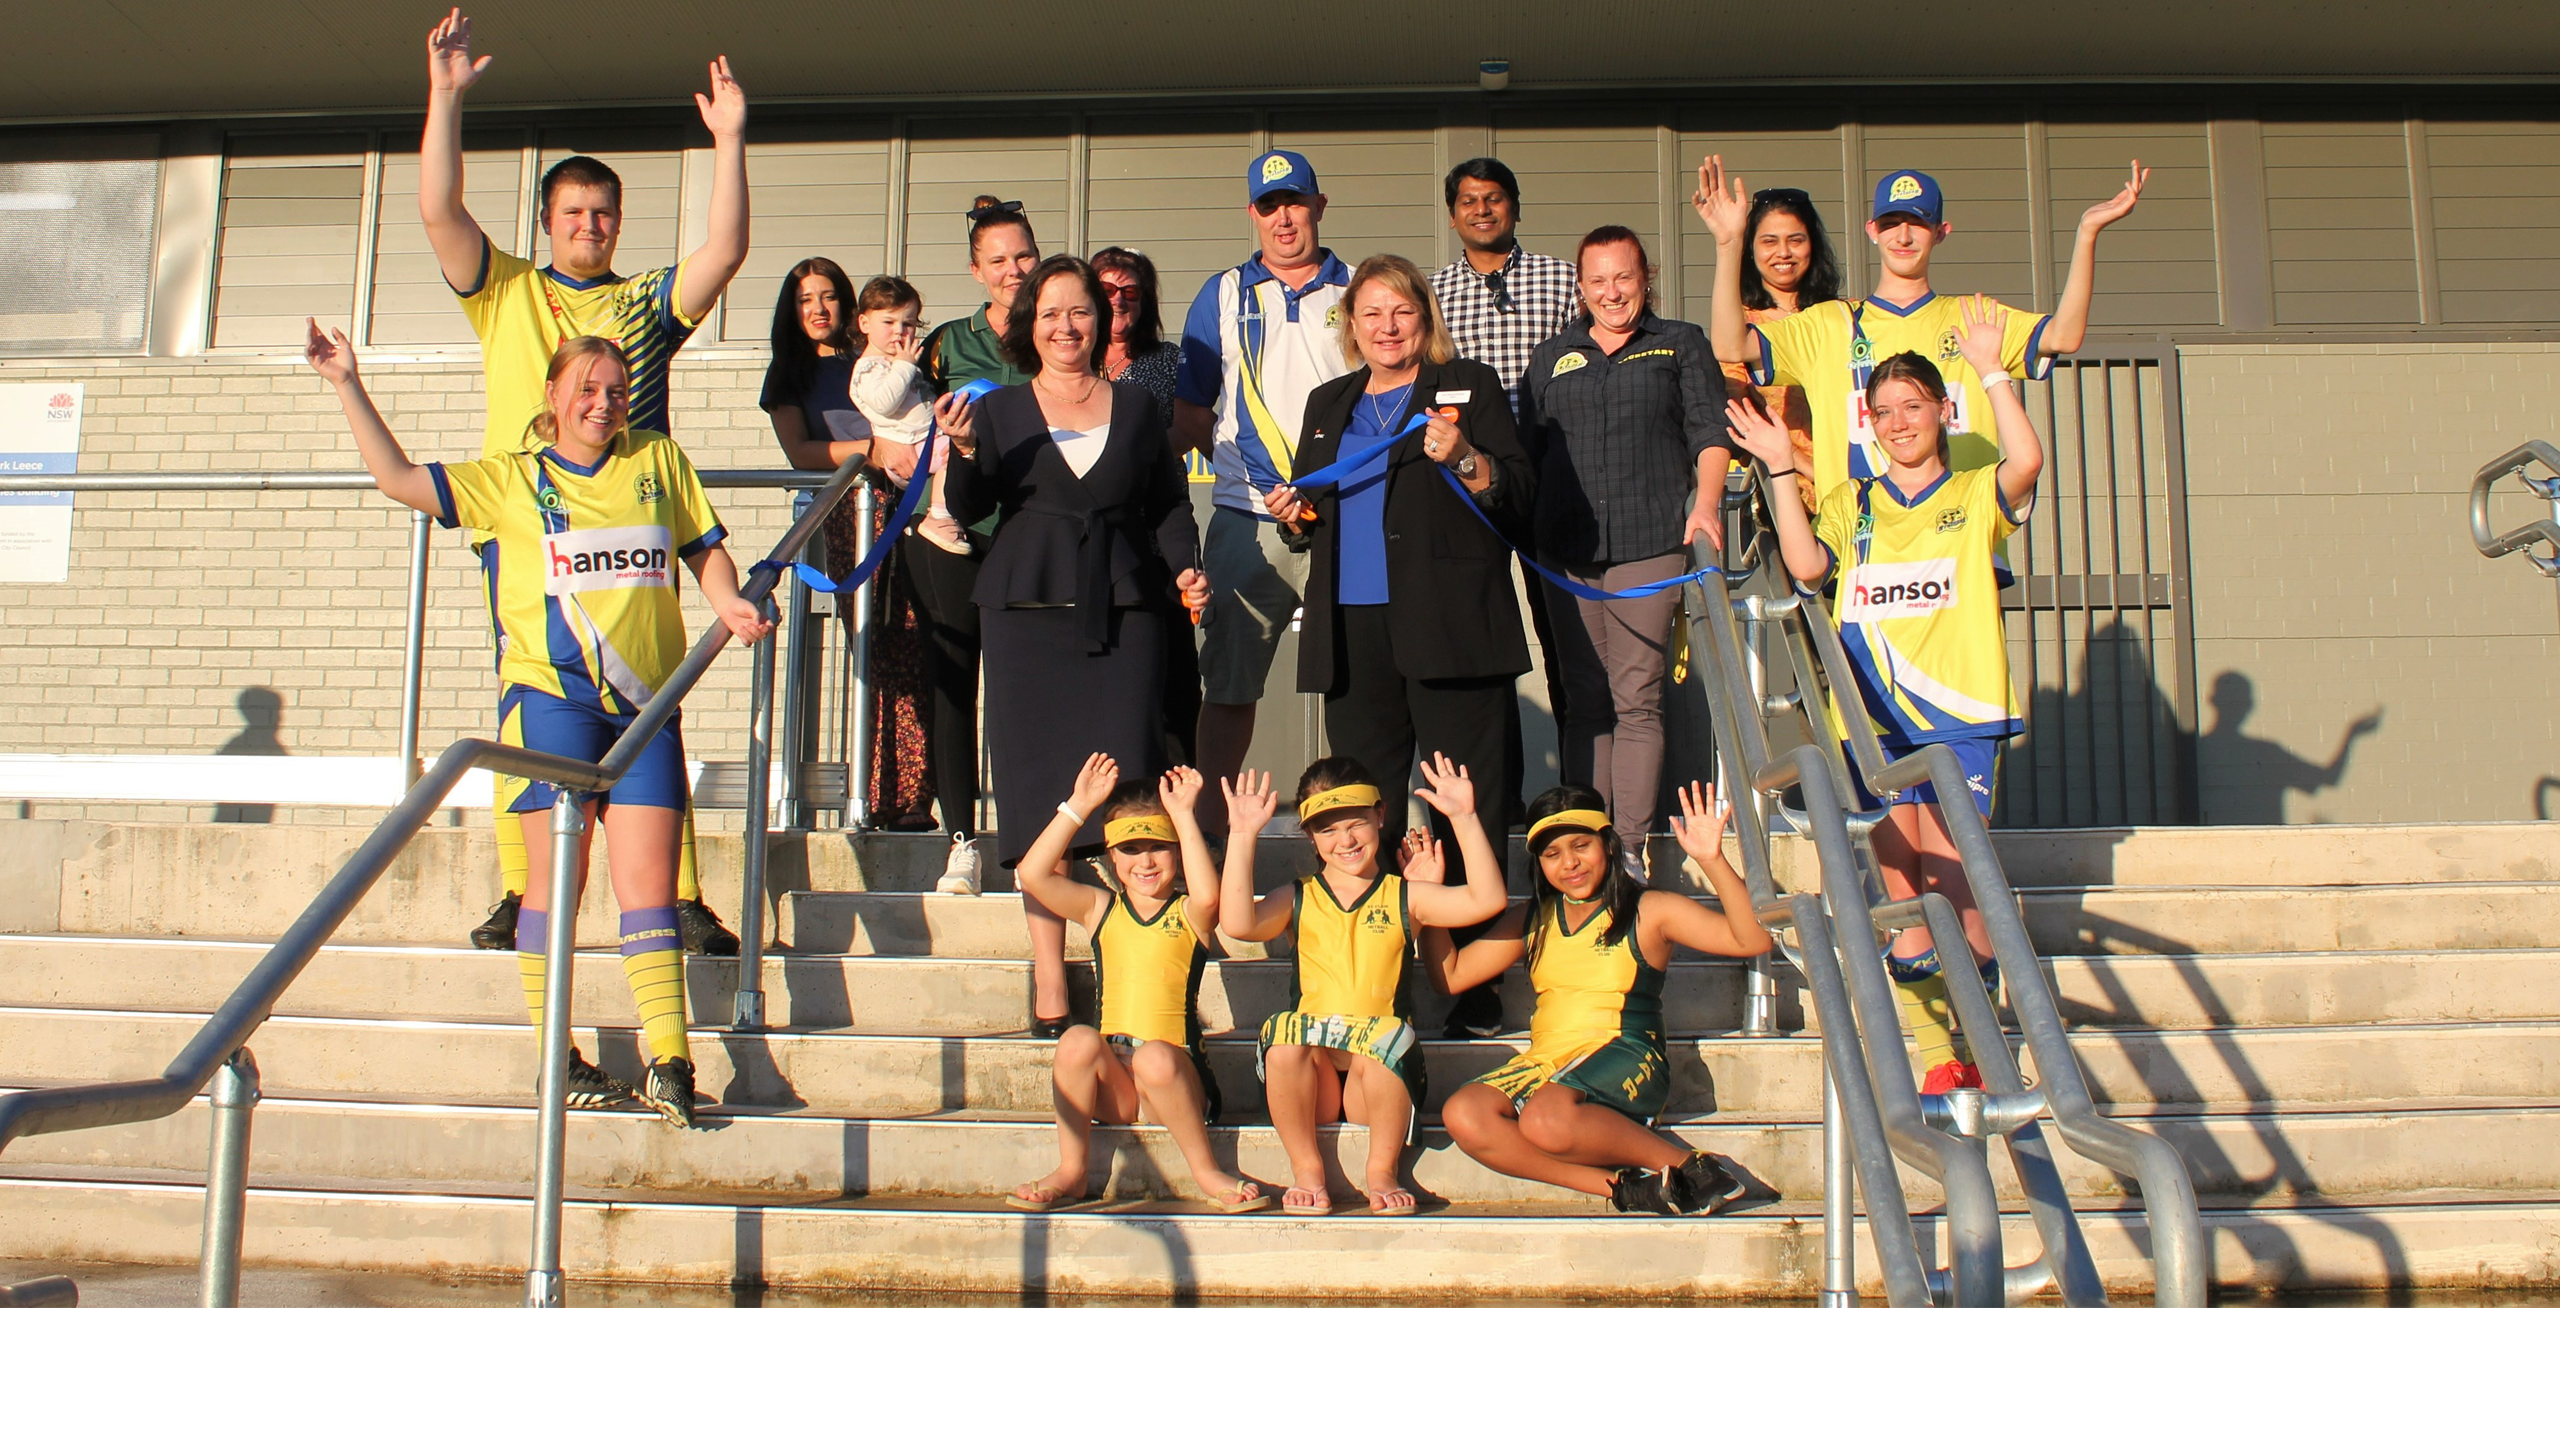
1335, 380, 1413, 607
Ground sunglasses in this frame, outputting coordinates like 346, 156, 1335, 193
964, 198, 1025, 234
1482, 268, 1517, 316
1753, 187, 1812, 205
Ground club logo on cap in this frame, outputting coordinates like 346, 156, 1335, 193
1889, 174, 1923, 203
1262, 153, 1294, 183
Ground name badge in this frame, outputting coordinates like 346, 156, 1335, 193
1434, 390, 1472, 405
544, 524, 675, 596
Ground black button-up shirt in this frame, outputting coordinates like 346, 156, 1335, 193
1517, 310, 1731, 565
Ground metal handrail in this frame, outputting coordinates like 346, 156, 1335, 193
0, 454, 864, 1308
2469, 440, 2560, 629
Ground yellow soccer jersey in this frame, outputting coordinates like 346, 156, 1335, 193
1291, 873, 1412, 1021
1096, 892, 1208, 1048
1750, 294, 2050, 508
1525, 900, 1666, 1062
1810, 464, 2025, 744
458, 241, 700, 458
428, 432, 727, 714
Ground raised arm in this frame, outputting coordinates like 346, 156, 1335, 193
2041, 161, 2148, 357
1217, 771, 1294, 943
1638, 782, 1773, 962
1016, 754, 1120, 933
420, 9, 495, 293
1403, 754, 1510, 929
1159, 766, 1222, 935
1726, 394, 1830, 584
1418, 905, 1529, 997
673, 57, 751, 324
305, 320, 440, 516
1693, 156, 1755, 365
1954, 295, 2046, 509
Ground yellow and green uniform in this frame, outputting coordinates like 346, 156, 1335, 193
1094, 891, 1221, 1120
1257, 872, 1426, 1105
1747, 292, 2048, 510
1475, 898, 1672, 1123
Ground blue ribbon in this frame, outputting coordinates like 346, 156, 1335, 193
1274, 412, 1723, 602
762, 379, 1000, 596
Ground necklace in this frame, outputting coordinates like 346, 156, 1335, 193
1360, 382, 1410, 432
1037, 370, 1101, 404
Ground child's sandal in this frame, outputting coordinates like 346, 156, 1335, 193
1280, 1185, 1332, 1217
1208, 1180, 1272, 1215
1005, 1180, 1086, 1213
1364, 1187, 1421, 1217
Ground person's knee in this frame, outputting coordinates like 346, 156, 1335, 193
1054, 1025, 1105, 1072
1518, 1089, 1580, 1152
1263, 1043, 1311, 1076
1130, 1039, 1186, 1087
1442, 1086, 1503, 1148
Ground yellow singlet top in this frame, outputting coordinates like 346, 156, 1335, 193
1094, 892, 1208, 1049
1290, 873, 1412, 1020
1526, 898, 1667, 1060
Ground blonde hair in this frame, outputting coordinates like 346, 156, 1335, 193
1338, 254, 1457, 367
529, 336, 632, 447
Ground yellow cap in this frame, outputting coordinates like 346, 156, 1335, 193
1526, 807, 1612, 846
1103, 814, 1178, 848
1296, 783, 1383, 824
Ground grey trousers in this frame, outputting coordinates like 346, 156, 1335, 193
1543, 551, 1687, 852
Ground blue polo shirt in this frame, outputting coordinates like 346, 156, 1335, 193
1175, 250, 1353, 518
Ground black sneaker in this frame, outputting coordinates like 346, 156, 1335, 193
637, 1057, 700, 1129
676, 899, 740, 957
557, 1048, 635, 1110
1608, 1166, 1680, 1216
472, 891, 522, 951
1441, 982, 1504, 1040
1666, 1151, 1745, 1216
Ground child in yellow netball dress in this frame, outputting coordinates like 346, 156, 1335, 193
1218, 753, 1509, 1216
1006, 753, 1271, 1215
308, 323, 772, 1129
1432, 781, 1770, 1214
1726, 295, 2045, 1095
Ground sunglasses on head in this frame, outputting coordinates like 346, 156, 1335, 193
1753, 187, 1812, 205
964, 198, 1025, 234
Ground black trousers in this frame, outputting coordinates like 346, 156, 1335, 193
901, 532, 982, 837
1321, 603, 1517, 887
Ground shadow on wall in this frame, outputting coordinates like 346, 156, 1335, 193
212, 686, 287, 825
2535, 778, 2560, 822
2197, 672, 2381, 826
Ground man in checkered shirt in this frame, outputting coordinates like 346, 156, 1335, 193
1430, 157, 1580, 414
1428, 156, 1580, 1042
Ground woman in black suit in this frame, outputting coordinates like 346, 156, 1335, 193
937, 255, 1208, 1036
1266, 253, 1534, 882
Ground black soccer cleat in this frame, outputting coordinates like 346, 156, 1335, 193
471, 891, 522, 951
637, 1056, 700, 1130
676, 899, 740, 957
554, 1048, 636, 1110
1666, 1151, 1746, 1216
1608, 1165, 1681, 1216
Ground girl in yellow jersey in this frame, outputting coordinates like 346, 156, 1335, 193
1431, 782, 1772, 1214
1006, 753, 1271, 1215
308, 323, 772, 1129
1727, 296, 2046, 1096
1219, 753, 1509, 1216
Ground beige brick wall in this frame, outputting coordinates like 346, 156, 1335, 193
2180, 342, 2560, 825
0, 351, 801, 830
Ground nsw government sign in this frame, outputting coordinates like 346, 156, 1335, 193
0, 382, 82, 474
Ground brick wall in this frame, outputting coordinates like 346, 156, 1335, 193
0, 351, 798, 829
2179, 342, 2560, 825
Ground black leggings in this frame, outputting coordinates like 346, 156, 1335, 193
1321, 603, 1517, 887
900, 532, 982, 837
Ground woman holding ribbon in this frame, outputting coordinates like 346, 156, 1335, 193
1515, 227, 1732, 880
937, 255, 1208, 1037
1264, 253, 1532, 881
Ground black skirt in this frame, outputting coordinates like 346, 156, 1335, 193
980, 604, 1167, 868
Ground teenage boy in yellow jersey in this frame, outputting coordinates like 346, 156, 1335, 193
1695, 155, 2147, 509
419, 10, 754, 955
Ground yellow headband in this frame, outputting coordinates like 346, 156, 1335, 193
1526, 808, 1613, 845
1297, 783, 1383, 824
1103, 815, 1177, 848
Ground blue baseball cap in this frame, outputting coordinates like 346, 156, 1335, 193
1247, 149, 1319, 203
1872, 169, 1944, 226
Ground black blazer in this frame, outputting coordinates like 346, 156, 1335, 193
1291, 357, 1535, 692
945, 382, 1200, 651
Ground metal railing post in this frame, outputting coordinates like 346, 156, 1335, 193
398, 509, 431, 786
525, 788, 585, 1310
844, 480, 877, 829
1821, 1069, 1855, 1307
197, 1046, 259, 1308
734, 595, 779, 1030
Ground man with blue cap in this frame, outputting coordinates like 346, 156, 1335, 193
1174, 149, 1354, 837
1694, 156, 2149, 510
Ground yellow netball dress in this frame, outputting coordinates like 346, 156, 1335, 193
1475, 898, 1672, 1123
1092, 891, 1221, 1120
1256, 872, 1427, 1105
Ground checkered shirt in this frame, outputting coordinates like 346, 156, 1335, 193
1430, 246, 1581, 413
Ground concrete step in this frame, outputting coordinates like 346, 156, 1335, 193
11, 1005, 2557, 1118
1970, 821, 2560, 890
2020, 883, 2560, 955
17, 1090, 2557, 1209
3, 1171, 2552, 1298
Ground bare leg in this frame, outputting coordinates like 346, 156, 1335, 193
1442, 1083, 1617, 1198
599, 804, 681, 910
1017, 1027, 1135, 1206
518, 799, 598, 918
1915, 804, 1993, 967
1340, 1053, 1416, 1212
1193, 701, 1256, 842
1870, 805, 1934, 966
1516, 1085, 1687, 1174
1130, 1040, 1260, 1206
1261, 1043, 1334, 1212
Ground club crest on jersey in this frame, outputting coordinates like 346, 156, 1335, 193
1849, 338, 1873, 367
1361, 906, 1394, 934
1937, 329, 1962, 361
1935, 507, 1967, 534
1551, 352, 1588, 377
633, 472, 663, 504
537, 486, 565, 513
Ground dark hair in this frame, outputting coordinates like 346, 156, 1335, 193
851, 274, 923, 358
539, 156, 622, 217
1522, 784, 1643, 956
1089, 246, 1164, 356
967, 193, 1038, 261
1102, 777, 1167, 824
1739, 190, 1843, 312
1443, 156, 1521, 213
1864, 352, 1954, 463
1294, 755, 1382, 811
761, 257, 857, 409
1000, 255, 1109, 375
1576, 224, 1656, 305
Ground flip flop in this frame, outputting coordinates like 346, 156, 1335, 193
1005, 1184, 1086, 1213
1364, 1189, 1421, 1218
1207, 1180, 1273, 1215
1280, 1186, 1333, 1217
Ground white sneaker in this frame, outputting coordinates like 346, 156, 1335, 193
935, 834, 982, 897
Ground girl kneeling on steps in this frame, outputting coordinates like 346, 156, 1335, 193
1220, 754, 1509, 1216
1432, 782, 1771, 1214
1008, 755, 1270, 1214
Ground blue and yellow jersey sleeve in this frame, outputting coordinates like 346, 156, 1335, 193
659, 440, 726, 559
427, 452, 524, 534
1748, 303, 1835, 391
455, 242, 702, 457
1822, 464, 2024, 745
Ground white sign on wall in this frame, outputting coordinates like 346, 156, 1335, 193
0, 382, 82, 474
0, 492, 73, 582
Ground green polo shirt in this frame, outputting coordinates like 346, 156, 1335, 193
924, 305, 1030, 537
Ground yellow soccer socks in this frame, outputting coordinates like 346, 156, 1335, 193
619, 907, 692, 1063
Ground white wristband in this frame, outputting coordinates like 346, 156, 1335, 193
1978, 371, 2014, 390
1056, 801, 1088, 824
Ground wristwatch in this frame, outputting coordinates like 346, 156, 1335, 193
1453, 452, 1480, 479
